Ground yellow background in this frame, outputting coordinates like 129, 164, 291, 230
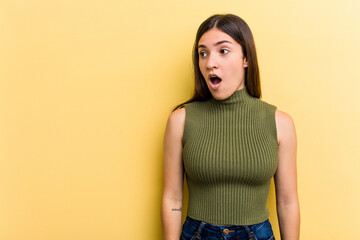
1, 0, 359, 239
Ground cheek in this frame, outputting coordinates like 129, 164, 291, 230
198, 62, 206, 76
231, 62, 245, 76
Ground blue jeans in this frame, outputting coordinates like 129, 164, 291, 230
180, 215, 275, 240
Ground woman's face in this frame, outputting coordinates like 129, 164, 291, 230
198, 28, 248, 100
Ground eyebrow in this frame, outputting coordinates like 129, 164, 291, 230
198, 40, 233, 49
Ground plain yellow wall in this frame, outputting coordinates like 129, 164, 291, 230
1, 0, 359, 239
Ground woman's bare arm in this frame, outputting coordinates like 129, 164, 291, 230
274, 110, 300, 240
161, 108, 186, 240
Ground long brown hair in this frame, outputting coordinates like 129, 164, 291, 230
173, 14, 262, 111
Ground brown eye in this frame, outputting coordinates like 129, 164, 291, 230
220, 49, 229, 54
199, 51, 207, 57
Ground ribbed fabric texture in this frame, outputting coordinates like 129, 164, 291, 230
182, 87, 278, 225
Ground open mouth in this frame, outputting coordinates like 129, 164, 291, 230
209, 74, 222, 89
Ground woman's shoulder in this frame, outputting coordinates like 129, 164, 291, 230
168, 107, 186, 126
274, 109, 296, 145
275, 109, 295, 129
167, 107, 186, 134
256, 98, 277, 110
164, 107, 186, 144
178, 100, 209, 115
168, 100, 206, 125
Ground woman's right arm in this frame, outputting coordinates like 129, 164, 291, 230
161, 108, 186, 240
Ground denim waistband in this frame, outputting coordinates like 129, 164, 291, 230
186, 215, 257, 232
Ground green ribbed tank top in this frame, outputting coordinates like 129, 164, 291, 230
182, 87, 278, 225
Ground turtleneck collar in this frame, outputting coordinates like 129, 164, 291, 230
209, 87, 254, 105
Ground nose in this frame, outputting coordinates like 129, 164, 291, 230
205, 53, 218, 69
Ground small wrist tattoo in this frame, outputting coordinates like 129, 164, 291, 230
172, 207, 182, 211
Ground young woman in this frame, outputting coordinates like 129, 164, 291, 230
161, 14, 300, 240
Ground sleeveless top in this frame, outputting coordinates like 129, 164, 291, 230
182, 87, 278, 225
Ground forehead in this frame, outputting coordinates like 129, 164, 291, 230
198, 28, 235, 47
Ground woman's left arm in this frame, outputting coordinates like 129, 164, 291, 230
274, 110, 300, 240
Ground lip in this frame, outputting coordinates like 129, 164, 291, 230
208, 73, 222, 90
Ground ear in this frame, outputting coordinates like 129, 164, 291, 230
243, 57, 248, 68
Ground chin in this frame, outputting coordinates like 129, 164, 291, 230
210, 91, 229, 100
